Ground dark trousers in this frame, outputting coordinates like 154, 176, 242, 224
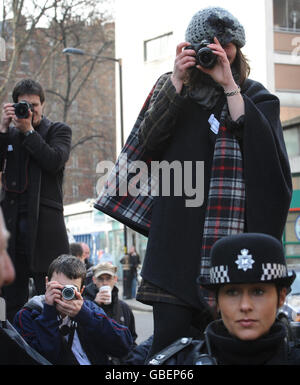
147, 302, 206, 361
123, 270, 133, 299
2, 215, 46, 323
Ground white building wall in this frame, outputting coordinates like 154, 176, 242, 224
115, 0, 272, 147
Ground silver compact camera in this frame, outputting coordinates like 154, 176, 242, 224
61, 285, 77, 301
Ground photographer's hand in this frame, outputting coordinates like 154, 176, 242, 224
0, 103, 14, 133
171, 42, 196, 94
196, 37, 234, 88
13, 108, 34, 134
45, 276, 64, 307
197, 37, 245, 121
55, 289, 84, 318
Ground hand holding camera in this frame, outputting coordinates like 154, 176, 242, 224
0, 100, 33, 134
55, 288, 84, 318
0, 104, 15, 133
171, 37, 237, 93
45, 277, 84, 318
194, 37, 237, 89
171, 41, 197, 93
184, 39, 217, 69
45, 276, 64, 306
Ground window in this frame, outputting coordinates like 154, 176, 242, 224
144, 32, 173, 62
275, 64, 300, 91
283, 126, 300, 156
274, 0, 300, 31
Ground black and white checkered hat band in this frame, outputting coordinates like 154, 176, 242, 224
210, 263, 288, 284
261, 263, 287, 281
210, 265, 230, 284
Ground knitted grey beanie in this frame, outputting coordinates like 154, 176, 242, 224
185, 7, 246, 47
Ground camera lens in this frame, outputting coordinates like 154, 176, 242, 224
202, 52, 212, 64
197, 46, 217, 68
14, 101, 30, 119
62, 285, 76, 301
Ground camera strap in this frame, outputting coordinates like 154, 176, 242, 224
59, 317, 77, 349
148, 337, 195, 365
67, 325, 76, 350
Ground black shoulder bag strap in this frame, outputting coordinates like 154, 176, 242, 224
147, 337, 197, 365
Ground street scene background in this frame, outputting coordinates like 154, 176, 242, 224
1, 0, 300, 345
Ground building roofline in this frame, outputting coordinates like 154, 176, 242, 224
283, 115, 300, 129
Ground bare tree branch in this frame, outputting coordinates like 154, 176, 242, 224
71, 134, 105, 151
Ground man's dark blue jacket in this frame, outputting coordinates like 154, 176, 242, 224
13, 295, 133, 365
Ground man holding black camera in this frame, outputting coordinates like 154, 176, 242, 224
0, 79, 72, 322
13, 255, 133, 365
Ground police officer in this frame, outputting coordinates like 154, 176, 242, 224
147, 233, 300, 365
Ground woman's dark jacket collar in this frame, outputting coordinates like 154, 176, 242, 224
206, 319, 290, 365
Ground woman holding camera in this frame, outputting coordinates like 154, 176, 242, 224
133, 6, 292, 359
95, 6, 292, 360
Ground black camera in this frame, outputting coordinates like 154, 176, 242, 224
13, 100, 33, 119
185, 40, 217, 69
61, 285, 77, 301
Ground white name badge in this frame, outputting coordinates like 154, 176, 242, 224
7, 145, 13, 152
208, 114, 220, 135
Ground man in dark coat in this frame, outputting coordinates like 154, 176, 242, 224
0, 79, 71, 322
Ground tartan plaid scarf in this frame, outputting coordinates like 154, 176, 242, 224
198, 104, 246, 315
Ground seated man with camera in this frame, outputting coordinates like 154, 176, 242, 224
0, 79, 71, 322
12, 255, 133, 365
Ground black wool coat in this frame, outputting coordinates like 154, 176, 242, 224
139, 77, 292, 309
0, 116, 72, 273
94, 75, 292, 310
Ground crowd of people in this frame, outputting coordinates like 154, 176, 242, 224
0, 5, 299, 366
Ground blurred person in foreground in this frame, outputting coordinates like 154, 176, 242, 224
147, 233, 300, 365
0, 209, 14, 290
0, 207, 51, 365
13, 255, 133, 365
0, 79, 71, 322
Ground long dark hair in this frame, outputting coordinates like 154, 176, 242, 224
184, 46, 250, 90
234, 47, 251, 85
